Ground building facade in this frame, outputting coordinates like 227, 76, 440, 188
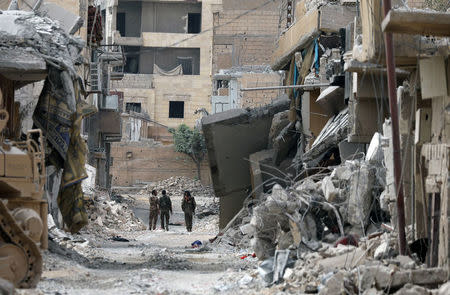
105, 0, 215, 129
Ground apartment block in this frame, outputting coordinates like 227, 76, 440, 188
211, 0, 283, 113
105, 0, 215, 129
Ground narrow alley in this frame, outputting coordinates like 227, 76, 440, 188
1, 0, 450, 294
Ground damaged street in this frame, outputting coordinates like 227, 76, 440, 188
1, 0, 450, 294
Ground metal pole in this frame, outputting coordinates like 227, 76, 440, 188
382, 0, 407, 255
240, 83, 330, 91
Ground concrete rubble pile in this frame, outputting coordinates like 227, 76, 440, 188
145, 176, 215, 199
81, 190, 146, 236
0, 9, 84, 76
213, 125, 450, 292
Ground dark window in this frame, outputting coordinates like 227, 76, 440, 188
124, 46, 140, 73
126, 102, 141, 113
177, 57, 193, 75
117, 12, 126, 36
169, 101, 184, 118
187, 13, 201, 33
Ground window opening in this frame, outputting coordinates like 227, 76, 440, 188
169, 101, 184, 118
187, 13, 201, 33
117, 12, 126, 36
126, 102, 142, 113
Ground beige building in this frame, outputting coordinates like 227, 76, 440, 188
211, 0, 284, 113
106, 0, 217, 129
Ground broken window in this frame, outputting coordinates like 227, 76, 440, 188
169, 101, 184, 118
213, 80, 230, 96
177, 57, 193, 75
126, 102, 141, 113
187, 13, 201, 33
117, 12, 126, 36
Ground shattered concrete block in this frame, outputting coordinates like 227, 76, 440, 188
276, 230, 294, 250
295, 178, 320, 192
272, 122, 298, 166
0, 278, 14, 295
438, 281, 450, 295
374, 241, 389, 260
347, 162, 375, 227
318, 270, 345, 295
359, 266, 448, 291
338, 140, 366, 161
316, 86, 346, 116
202, 98, 289, 228
239, 223, 255, 236
330, 164, 353, 181
362, 288, 384, 295
39, 3, 83, 34
251, 237, 275, 260
394, 284, 431, 295
268, 110, 290, 148
321, 176, 339, 202
366, 132, 384, 164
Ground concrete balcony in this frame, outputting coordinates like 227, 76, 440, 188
110, 74, 154, 89
113, 30, 206, 48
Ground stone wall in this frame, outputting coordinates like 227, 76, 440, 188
239, 72, 283, 109
110, 142, 212, 186
212, 0, 282, 74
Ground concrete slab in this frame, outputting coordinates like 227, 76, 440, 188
316, 86, 346, 116
338, 140, 366, 161
202, 98, 289, 228
39, 3, 83, 34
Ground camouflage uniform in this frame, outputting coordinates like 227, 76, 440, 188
159, 194, 172, 231
148, 195, 159, 230
182, 195, 196, 232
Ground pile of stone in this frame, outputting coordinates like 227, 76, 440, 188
146, 176, 215, 198
216, 153, 386, 256
81, 190, 146, 236
213, 128, 449, 292
263, 237, 450, 294
196, 201, 219, 219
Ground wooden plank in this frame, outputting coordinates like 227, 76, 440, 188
382, 9, 450, 37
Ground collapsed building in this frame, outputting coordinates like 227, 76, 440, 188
203, 0, 450, 291
0, 0, 94, 287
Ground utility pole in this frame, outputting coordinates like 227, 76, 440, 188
382, 0, 407, 255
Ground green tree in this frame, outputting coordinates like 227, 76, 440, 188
168, 124, 207, 180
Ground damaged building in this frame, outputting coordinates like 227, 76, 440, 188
211, 0, 284, 113
203, 0, 450, 290
97, 0, 214, 186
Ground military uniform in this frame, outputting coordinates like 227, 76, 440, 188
182, 195, 196, 232
159, 194, 172, 231
148, 195, 159, 230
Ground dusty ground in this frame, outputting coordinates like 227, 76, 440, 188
19, 193, 261, 295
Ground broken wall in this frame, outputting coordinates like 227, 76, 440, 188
202, 98, 290, 228
212, 0, 282, 74
240, 72, 283, 109
110, 142, 212, 186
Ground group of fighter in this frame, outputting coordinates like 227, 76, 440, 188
148, 190, 197, 232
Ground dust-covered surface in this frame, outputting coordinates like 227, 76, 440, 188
18, 176, 268, 295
